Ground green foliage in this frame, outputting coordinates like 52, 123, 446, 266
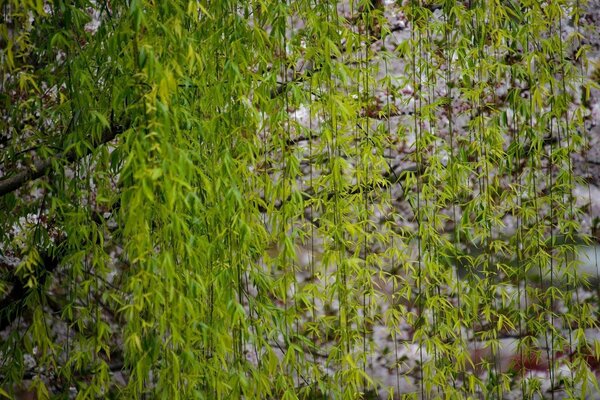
0, 0, 598, 399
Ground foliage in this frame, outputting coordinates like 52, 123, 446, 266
0, 0, 598, 399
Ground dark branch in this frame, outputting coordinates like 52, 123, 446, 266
0, 124, 125, 198
0, 252, 60, 331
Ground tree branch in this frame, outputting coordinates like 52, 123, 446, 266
0, 124, 125, 198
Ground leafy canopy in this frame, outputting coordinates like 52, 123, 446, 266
0, 0, 598, 399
